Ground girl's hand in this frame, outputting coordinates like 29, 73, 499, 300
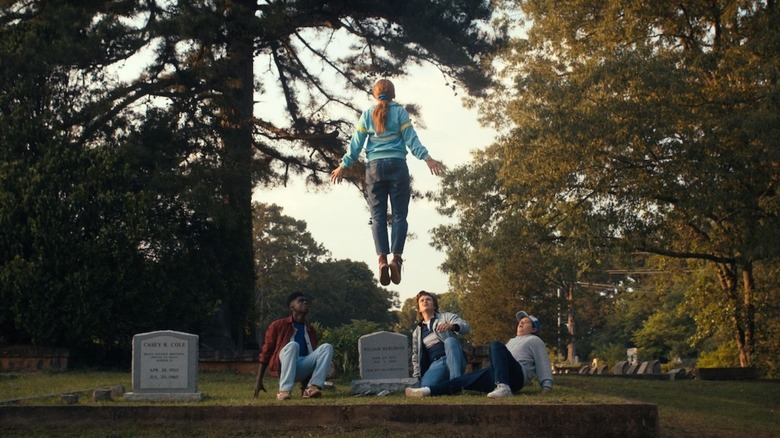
425, 157, 446, 176
330, 166, 345, 183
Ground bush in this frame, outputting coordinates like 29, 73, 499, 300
320, 320, 384, 377
696, 339, 740, 368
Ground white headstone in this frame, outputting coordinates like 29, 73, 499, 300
351, 331, 417, 395
358, 331, 409, 379
123, 330, 204, 401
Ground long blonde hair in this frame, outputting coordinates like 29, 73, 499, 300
371, 79, 395, 134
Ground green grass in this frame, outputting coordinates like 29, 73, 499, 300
557, 375, 780, 438
1, 371, 778, 437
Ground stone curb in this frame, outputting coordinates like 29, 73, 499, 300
0, 403, 658, 437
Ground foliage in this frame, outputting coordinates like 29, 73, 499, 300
0, 66, 226, 360
395, 295, 419, 333
0, 1, 503, 358
696, 339, 741, 369
480, 0, 780, 368
251, 203, 398, 349
252, 202, 329, 332
320, 319, 384, 376
431, 149, 558, 345
304, 260, 400, 329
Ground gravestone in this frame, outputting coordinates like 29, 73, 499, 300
123, 330, 204, 401
625, 362, 640, 375
638, 360, 660, 375
612, 361, 629, 375
351, 331, 417, 395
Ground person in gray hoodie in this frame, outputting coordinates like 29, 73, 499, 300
406, 310, 553, 398
411, 291, 471, 387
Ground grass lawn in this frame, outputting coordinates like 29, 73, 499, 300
1, 370, 778, 437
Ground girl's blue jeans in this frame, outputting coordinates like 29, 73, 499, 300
365, 158, 410, 255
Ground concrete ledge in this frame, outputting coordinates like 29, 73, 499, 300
0, 403, 658, 437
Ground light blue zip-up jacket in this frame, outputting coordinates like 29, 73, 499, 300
340, 102, 431, 168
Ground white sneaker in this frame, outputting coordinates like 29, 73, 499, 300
487, 383, 512, 398
405, 387, 429, 398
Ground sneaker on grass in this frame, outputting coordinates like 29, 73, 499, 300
487, 383, 512, 398
405, 387, 430, 398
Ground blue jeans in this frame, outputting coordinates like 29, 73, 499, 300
278, 342, 334, 392
420, 337, 467, 387
428, 341, 525, 396
366, 158, 410, 255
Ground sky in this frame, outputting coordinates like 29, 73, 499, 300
256, 64, 496, 305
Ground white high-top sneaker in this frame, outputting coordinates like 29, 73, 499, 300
487, 383, 512, 398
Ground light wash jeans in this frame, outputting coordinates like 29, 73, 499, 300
420, 337, 467, 387
278, 341, 334, 392
366, 158, 411, 255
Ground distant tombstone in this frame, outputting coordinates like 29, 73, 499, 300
626, 362, 640, 375
626, 347, 638, 364
612, 361, 629, 375
123, 330, 204, 401
646, 360, 661, 374
668, 368, 687, 380
578, 365, 591, 375
351, 331, 416, 395
639, 360, 661, 375
595, 365, 609, 375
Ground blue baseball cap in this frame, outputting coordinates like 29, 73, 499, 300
516, 311, 541, 333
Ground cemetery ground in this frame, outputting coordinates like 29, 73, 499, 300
1, 370, 778, 438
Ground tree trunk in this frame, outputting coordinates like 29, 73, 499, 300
714, 261, 754, 367
217, 0, 257, 351
740, 264, 756, 367
566, 283, 577, 363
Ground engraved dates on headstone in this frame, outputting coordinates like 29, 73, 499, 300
124, 330, 203, 401
139, 334, 189, 389
358, 331, 409, 380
